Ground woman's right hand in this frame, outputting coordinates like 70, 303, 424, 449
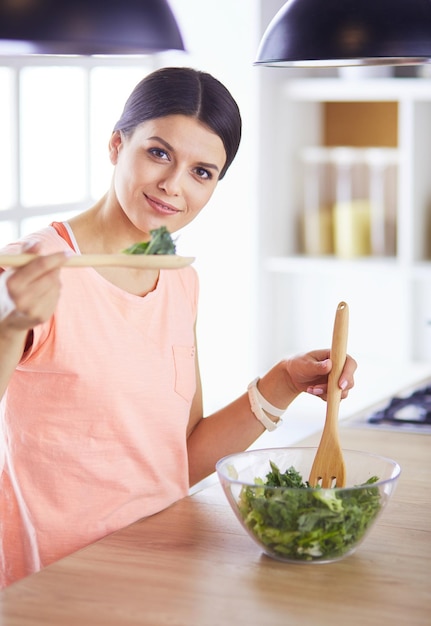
0, 243, 70, 332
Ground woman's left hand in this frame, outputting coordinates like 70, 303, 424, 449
284, 349, 357, 401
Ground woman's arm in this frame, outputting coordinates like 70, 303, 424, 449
186, 349, 357, 486
0, 250, 69, 399
0, 325, 29, 399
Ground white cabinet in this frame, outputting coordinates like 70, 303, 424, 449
256, 74, 431, 369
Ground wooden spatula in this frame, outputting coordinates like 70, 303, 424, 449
308, 301, 349, 488
0, 253, 195, 270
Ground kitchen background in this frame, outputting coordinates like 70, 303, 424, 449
1, 0, 430, 433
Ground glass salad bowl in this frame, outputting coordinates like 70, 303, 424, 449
216, 447, 400, 564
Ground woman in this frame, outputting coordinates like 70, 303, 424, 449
0, 67, 357, 587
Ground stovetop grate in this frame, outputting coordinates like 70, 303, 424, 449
367, 385, 431, 427
347, 380, 431, 434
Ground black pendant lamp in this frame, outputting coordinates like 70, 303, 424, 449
0, 0, 184, 56
255, 0, 431, 67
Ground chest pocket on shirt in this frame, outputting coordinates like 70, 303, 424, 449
172, 345, 196, 402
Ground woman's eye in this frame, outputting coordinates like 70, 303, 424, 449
194, 167, 212, 180
149, 147, 169, 160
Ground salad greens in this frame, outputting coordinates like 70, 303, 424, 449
238, 461, 381, 561
123, 226, 176, 256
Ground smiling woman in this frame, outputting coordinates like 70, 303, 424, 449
0, 64, 357, 589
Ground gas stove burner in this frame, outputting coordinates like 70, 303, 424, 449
368, 385, 431, 427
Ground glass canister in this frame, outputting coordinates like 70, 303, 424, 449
366, 148, 398, 257
331, 147, 371, 258
300, 146, 335, 255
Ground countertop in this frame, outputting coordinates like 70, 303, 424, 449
1, 417, 430, 626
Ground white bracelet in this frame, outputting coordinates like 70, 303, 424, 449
247, 377, 284, 431
0, 270, 16, 323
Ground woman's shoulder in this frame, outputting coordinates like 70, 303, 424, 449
162, 265, 199, 309
164, 264, 198, 289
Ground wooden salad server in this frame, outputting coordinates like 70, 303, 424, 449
308, 301, 349, 488
0, 253, 195, 270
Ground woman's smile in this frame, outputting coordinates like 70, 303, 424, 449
145, 193, 182, 216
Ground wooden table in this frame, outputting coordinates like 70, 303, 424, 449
0, 425, 430, 626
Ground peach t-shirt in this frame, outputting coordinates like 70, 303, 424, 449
0, 225, 198, 587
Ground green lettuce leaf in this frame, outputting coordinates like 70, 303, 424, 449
123, 226, 176, 255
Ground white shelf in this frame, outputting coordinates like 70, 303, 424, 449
257, 69, 431, 367
265, 255, 401, 276
266, 256, 431, 278
283, 78, 431, 102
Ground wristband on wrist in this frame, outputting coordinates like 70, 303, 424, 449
247, 377, 285, 431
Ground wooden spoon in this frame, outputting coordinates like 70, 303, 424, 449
308, 301, 349, 488
0, 253, 195, 270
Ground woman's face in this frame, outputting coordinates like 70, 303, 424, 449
109, 114, 226, 236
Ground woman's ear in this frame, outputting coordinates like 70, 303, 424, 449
109, 131, 123, 164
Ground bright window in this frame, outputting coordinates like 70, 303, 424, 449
0, 57, 153, 248
20, 66, 87, 207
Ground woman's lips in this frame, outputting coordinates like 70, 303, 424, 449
145, 194, 181, 215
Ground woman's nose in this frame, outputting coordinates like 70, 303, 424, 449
158, 168, 183, 196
